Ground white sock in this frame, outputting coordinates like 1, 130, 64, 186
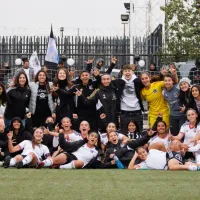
22, 154, 33, 165
195, 152, 200, 164
188, 144, 200, 152
10, 158, 16, 167
43, 158, 53, 167
59, 161, 75, 169
188, 165, 197, 171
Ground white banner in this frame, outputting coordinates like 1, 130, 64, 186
29, 51, 41, 75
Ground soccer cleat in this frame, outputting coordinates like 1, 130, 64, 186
36, 162, 44, 169
4, 156, 11, 168
16, 161, 23, 169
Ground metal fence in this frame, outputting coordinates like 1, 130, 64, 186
1, 64, 199, 88
0, 35, 162, 70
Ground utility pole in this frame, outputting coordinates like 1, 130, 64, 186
129, 0, 134, 64
60, 27, 64, 38
147, 0, 152, 36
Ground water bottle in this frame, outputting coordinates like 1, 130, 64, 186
113, 155, 124, 169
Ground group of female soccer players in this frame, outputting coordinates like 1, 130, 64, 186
0, 58, 200, 171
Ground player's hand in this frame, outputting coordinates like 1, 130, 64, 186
51, 85, 59, 92
43, 127, 50, 134
59, 129, 64, 134
55, 123, 59, 132
109, 154, 115, 159
111, 57, 117, 64
169, 65, 177, 75
85, 58, 94, 64
73, 114, 78, 119
74, 89, 82, 96
180, 105, 186, 113
7, 131, 13, 140
52, 113, 56, 120
100, 113, 106, 119
26, 112, 31, 118
168, 134, 174, 141
147, 129, 156, 136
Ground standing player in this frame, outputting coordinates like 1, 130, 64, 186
140, 69, 178, 129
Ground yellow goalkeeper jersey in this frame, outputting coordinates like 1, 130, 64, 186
141, 81, 169, 116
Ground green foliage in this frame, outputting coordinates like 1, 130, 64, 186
161, 0, 200, 60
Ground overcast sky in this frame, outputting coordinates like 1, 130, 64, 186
0, 0, 165, 37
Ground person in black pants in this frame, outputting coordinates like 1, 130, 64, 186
75, 74, 120, 132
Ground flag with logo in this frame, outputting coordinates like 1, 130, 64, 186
45, 25, 59, 64
44, 25, 59, 81
29, 51, 41, 75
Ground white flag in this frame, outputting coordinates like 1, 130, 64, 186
96, 99, 103, 110
29, 51, 41, 75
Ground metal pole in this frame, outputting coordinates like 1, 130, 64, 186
129, 0, 134, 64
124, 23, 126, 38
123, 23, 126, 65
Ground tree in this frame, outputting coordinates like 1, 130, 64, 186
161, 0, 200, 61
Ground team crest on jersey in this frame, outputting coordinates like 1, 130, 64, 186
103, 94, 106, 99
112, 93, 117, 100
175, 154, 182, 162
174, 92, 179, 98
89, 85, 93, 90
153, 89, 157, 93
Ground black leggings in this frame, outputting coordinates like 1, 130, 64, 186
169, 115, 186, 136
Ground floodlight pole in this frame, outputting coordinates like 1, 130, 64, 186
129, 0, 134, 64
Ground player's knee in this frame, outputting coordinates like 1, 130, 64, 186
74, 160, 84, 169
168, 165, 175, 170
28, 152, 35, 158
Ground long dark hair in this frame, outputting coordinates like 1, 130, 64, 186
187, 85, 200, 114
35, 70, 51, 94
191, 85, 200, 99
53, 68, 72, 87
14, 71, 29, 88
126, 120, 140, 133
178, 85, 191, 106
53, 68, 73, 98
0, 83, 8, 105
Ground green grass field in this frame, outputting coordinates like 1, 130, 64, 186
0, 169, 200, 200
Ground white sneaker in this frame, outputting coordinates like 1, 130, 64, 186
0, 161, 4, 167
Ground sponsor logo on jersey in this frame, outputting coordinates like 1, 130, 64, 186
153, 89, 157, 93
